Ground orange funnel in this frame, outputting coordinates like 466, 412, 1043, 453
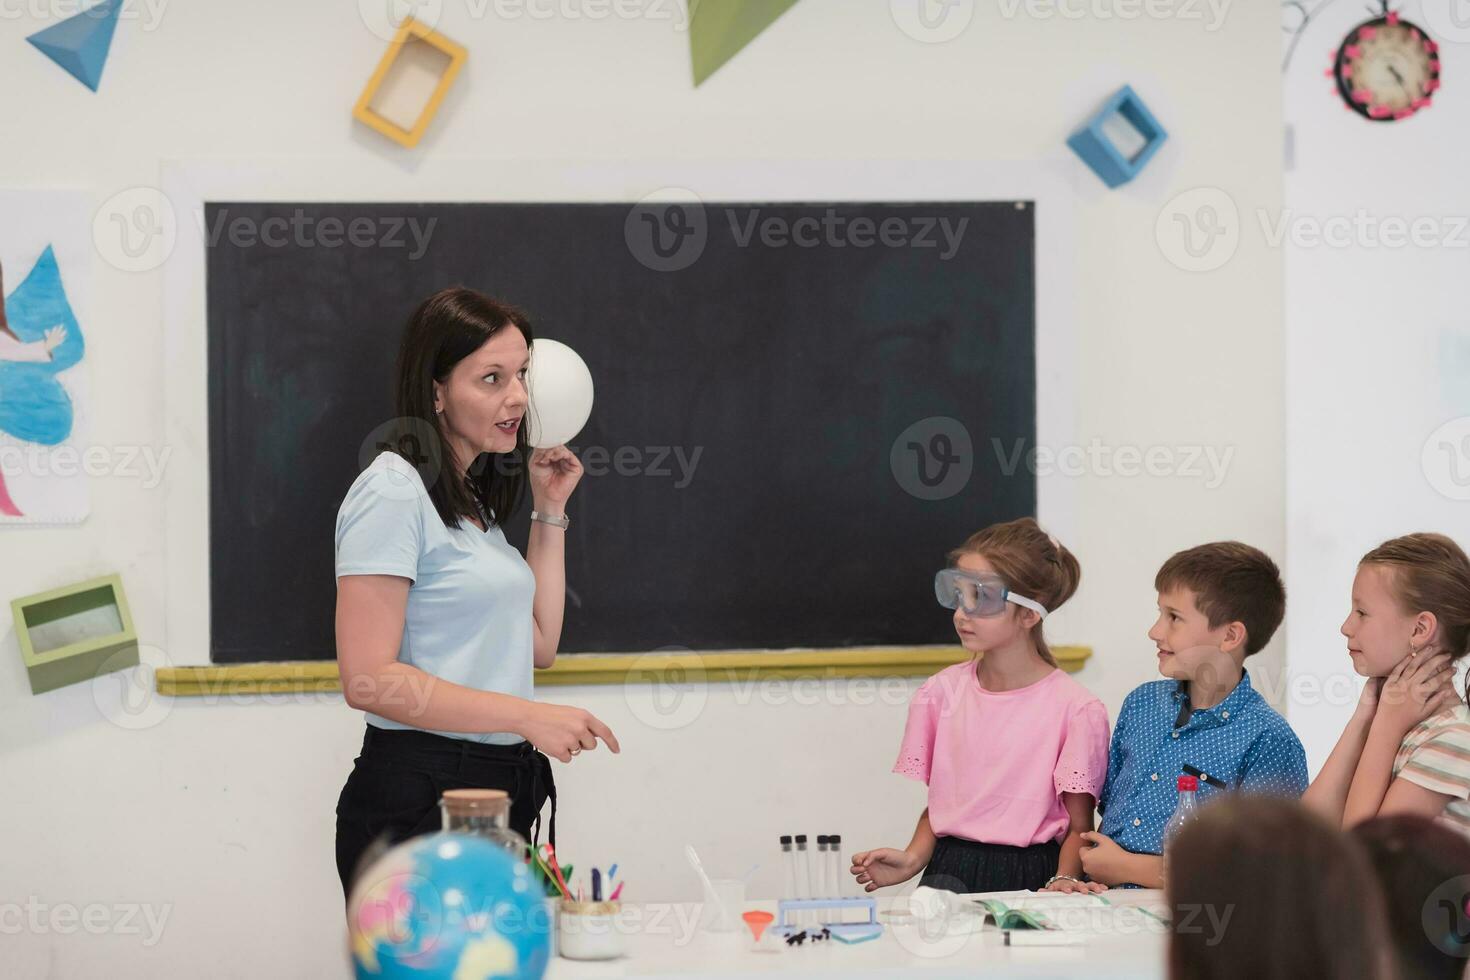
742, 910, 774, 943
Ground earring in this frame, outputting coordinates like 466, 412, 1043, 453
435, 408, 444, 416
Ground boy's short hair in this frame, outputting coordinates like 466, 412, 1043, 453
1155, 542, 1286, 656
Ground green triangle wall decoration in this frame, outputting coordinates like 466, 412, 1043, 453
689, 0, 803, 87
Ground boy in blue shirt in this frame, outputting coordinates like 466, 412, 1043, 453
1058, 542, 1308, 891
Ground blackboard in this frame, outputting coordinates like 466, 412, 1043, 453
205, 201, 1035, 661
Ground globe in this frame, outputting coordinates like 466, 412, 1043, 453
348, 832, 552, 980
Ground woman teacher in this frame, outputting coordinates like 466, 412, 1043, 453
333, 287, 619, 899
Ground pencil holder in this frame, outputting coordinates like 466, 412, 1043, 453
557, 900, 624, 960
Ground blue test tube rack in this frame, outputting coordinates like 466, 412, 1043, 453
773, 897, 881, 937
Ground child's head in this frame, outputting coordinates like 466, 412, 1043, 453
1343, 532, 1470, 679
1149, 542, 1285, 680
1353, 814, 1470, 980
942, 517, 1080, 666
1166, 796, 1391, 980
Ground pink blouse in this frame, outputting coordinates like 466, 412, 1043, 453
893, 662, 1111, 847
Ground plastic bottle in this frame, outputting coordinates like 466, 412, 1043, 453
1161, 774, 1201, 884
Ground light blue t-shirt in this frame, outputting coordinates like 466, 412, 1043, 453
335, 452, 535, 745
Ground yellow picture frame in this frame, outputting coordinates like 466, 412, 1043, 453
352, 18, 467, 149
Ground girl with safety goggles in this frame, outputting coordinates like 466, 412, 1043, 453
851, 517, 1110, 895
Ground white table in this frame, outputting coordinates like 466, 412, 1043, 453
546, 891, 1170, 978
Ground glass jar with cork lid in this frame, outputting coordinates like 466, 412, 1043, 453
439, 788, 528, 858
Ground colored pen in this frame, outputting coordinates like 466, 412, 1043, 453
609, 881, 625, 901
542, 844, 572, 898
531, 849, 567, 897
592, 868, 602, 902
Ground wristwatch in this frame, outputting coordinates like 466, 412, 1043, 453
530, 510, 569, 529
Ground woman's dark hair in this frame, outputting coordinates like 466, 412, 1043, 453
1166, 796, 1391, 980
392, 287, 532, 529
1354, 814, 1470, 980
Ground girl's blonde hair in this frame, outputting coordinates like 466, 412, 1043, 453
948, 517, 1081, 667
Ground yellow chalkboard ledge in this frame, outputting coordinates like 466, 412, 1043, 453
155, 645, 1092, 697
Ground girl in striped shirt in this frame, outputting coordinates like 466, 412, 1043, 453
1304, 533, 1470, 834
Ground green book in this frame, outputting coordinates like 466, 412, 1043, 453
976, 899, 1054, 931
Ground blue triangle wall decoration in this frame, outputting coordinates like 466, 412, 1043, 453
27, 0, 123, 92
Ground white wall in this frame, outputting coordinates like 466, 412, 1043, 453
2, 2, 1283, 976
1282, 0, 1470, 771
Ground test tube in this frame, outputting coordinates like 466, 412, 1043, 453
829, 834, 852, 922
829, 833, 844, 901
819, 834, 833, 921
779, 835, 796, 907
814, 836, 828, 896
794, 835, 811, 925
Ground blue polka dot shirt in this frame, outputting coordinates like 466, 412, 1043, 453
1097, 670, 1308, 857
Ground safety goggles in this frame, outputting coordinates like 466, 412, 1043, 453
933, 569, 1050, 620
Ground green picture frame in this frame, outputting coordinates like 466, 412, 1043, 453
12, 574, 137, 695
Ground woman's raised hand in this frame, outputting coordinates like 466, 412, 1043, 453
528, 446, 583, 509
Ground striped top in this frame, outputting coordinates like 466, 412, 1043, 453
1393, 702, 1470, 835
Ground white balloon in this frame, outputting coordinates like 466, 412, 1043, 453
525, 339, 594, 449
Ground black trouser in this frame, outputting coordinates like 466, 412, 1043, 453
335, 725, 555, 901
919, 835, 1061, 894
